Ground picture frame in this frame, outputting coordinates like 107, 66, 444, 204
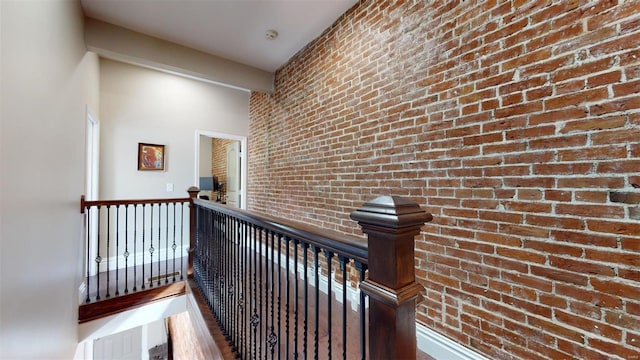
138, 143, 165, 171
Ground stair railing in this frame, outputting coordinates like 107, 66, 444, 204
80, 190, 196, 304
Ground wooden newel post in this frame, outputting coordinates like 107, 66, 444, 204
187, 186, 200, 278
350, 196, 432, 360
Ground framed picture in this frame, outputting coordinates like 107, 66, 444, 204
138, 143, 165, 171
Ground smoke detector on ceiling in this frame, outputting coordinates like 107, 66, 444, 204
265, 29, 278, 40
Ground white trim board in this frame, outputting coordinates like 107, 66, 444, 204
417, 323, 490, 360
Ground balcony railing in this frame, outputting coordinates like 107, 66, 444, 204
192, 194, 432, 359
78, 189, 198, 322
79, 189, 432, 359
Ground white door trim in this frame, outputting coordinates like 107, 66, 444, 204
194, 130, 247, 209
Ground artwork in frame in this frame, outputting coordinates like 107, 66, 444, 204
138, 143, 165, 171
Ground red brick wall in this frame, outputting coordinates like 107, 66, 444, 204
212, 138, 236, 200
211, 138, 235, 185
248, 1, 640, 359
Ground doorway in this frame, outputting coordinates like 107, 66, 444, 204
194, 131, 247, 209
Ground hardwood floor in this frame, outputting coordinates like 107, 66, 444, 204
169, 278, 436, 360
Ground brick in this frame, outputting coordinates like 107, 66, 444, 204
527, 22, 583, 52
590, 96, 640, 116
589, 338, 640, 360
545, 190, 572, 202
496, 246, 546, 264
557, 339, 610, 360
587, 70, 622, 88
559, 116, 626, 133
557, 176, 625, 189
558, 145, 627, 161
556, 310, 622, 341
506, 124, 555, 141
555, 78, 586, 95
585, 249, 640, 268
622, 237, 640, 252
555, 283, 623, 309
504, 151, 554, 165
533, 162, 592, 175
610, 191, 640, 204
499, 223, 548, 239
529, 134, 587, 150
527, 314, 585, 343
531, 265, 588, 286
552, 57, 615, 83
575, 191, 608, 203
526, 215, 585, 230
517, 189, 542, 200
529, 107, 588, 125
588, 219, 640, 237
552, 229, 618, 248
592, 278, 640, 301
503, 48, 552, 71
525, 86, 553, 101
479, 211, 524, 224
556, 203, 625, 219
554, 26, 617, 55
544, 87, 609, 110
550, 255, 615, 277
591, 31, 640, 57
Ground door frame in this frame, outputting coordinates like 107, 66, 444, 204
194, 130, 247, 209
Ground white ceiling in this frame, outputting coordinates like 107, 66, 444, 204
81, 0, 357, 73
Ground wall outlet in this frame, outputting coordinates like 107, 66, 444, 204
166, 183, 174, 192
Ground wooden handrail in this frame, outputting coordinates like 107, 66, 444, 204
194, 198, 369, 264
80, 194, 192, 213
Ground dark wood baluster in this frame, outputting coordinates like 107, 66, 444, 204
277, 233, 283, 360
355, 261, 366, 360
242, 220, 248, 358
85, 206, 91, 303
133, 204, 138, 292
95, 206, 101, 300
225, 213, 230, 339
228, 215, 235, 351
157, 204, 162, 287
115, 205, 120, 296
293, 239, 299, 360
258, 227, 264, 360
302, 242, 309, 359
251, 224, 258, 359
269, 231, 278, 359
105, 205, 111, 298
217, 212, 222, 327
285, 236, 291, 360
124, 205, 129, 294
171, 203, 176, 282
339, 256, 347, 360
164, 203, 169, 284
149, 204, 154, 288
180, 203, 184, 280
313, 245, 320, 360
325, 250, 334, 360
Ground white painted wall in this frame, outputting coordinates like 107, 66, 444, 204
99, 59, 250, 200
199, 135, 212, 177
0, 0, 100, 358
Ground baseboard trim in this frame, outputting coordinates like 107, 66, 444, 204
417, 323, 490, 360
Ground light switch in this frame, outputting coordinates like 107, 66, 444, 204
166, 183, 174, 192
